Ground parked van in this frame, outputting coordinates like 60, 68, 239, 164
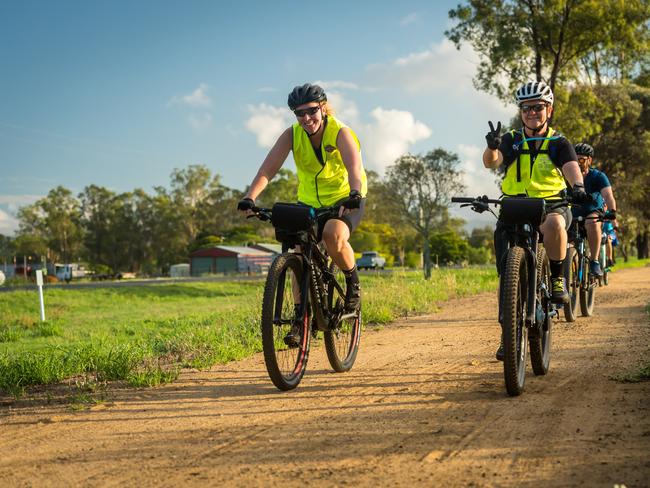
55, 264, 86, 283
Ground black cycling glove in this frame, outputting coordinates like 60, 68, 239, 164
237, 197, 255, 211
571, 184, 591, 205
604, 209, 617, 220
341, 190, 362, 210
485, 121, 502, 150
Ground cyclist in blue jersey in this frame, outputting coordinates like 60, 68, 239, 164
571, 143, 618, 277
601, 203, 620, 267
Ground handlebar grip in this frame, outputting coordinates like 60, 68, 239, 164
451, 197, 477, 203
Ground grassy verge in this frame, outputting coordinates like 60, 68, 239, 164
0, 268, 499, 396
609, 256, 650, 271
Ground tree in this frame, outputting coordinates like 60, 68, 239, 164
383, 149, 466, 278
79, 185, 117, 267
429, 230, 470, 265
17, 186, 83, 262
554, 82, 650, 258
0, 235, 15, 261
446, 0, 650, 102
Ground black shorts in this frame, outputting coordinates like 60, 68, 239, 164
546, 204, 572, 230
317, 198, 366, 237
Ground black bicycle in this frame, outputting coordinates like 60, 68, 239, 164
563, 210, 614, 321
250, 202, 361, 390
452, 196, 562, 396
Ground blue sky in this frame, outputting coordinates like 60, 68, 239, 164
0, 0, 516, 234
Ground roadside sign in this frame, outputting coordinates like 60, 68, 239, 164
36, 270, 45, 321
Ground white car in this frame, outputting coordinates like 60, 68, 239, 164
356, 251, 386, 270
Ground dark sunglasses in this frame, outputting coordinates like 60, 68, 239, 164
520, 103, 547, 114
577, 157, 589, 163
294, 106, 320, 118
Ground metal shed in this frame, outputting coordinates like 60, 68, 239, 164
189, 246, 274, 276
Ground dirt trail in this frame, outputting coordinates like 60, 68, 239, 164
1, 266, 649, 487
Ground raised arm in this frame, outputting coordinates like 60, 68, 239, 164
244, 128, 292, 201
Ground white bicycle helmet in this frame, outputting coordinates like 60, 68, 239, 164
515, 81, 554, 105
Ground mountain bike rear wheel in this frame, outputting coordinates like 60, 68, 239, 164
501, 246, 528, 396
562, 247, 579, 322
579, 251, 596, 317
261, 253, 310, 391
530, 247, 552, 376
324, 262, 361, 372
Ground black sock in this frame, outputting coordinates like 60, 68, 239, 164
549, 260, 563, 278
342, 265, 359, 283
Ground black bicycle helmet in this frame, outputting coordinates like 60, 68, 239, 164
574, 142, 594, 157
287, 83, 327, 110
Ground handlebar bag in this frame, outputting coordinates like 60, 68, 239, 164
271, 203, 316, 231
500, 197, 546, 227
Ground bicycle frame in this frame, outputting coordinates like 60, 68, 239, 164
255, 205, 354, 333
569, 216, 601, 292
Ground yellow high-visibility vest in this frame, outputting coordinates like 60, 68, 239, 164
502, 127, 567, 199
292, 115, 367, 207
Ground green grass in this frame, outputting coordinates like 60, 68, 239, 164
609, 256, 650, 271
0, 268, 499, 396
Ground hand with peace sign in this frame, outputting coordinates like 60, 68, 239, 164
485, 121, 502, 150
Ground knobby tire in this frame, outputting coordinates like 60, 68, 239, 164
261, 253, 310, 391
530, 247, 552, 376
502, 246, 528, 396
324, 262, 361, 372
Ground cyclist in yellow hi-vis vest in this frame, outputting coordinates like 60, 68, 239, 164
238, 83, 367, 312
482, 81, 589, 360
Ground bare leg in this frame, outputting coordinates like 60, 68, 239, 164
584, 212, 601, 260
539, 213, 567, 261
322, 219, 355, 271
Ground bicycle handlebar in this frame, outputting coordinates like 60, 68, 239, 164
247, 204, 341, 223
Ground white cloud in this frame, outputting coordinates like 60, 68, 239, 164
188, 113, 213, 131
314, 80, 359, 91
168, 83, 212, 108
368, 39, 479, 95
245, 103, 293, 148
456, 144, 500, 198
451, 143, 501, 229
0, 208, 20, 236
400, 12, 419, 26
325, 91, 361, 127
360, 107, 432, 171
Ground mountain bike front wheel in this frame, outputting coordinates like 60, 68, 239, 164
261, 253, 311, 391
501, 246, 528, 396
324, 262, 361, 373
530, 247, 552, 376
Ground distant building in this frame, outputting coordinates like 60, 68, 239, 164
189, 246, 274, 276
169, 263, 190, 278
249, 243, 282, 255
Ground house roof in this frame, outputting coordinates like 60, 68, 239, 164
250, 243, 282, 254
190, 245, 274, 258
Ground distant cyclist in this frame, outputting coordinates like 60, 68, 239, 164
237, 83, 367, 312
483, 80, 587, 360
601, 205, 619, 267
571, 143, 618, 277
